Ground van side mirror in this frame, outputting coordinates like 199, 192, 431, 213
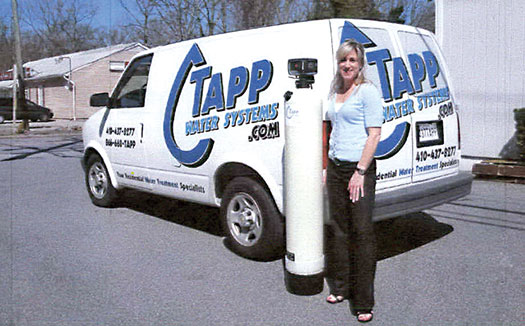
90, 93, 109, 107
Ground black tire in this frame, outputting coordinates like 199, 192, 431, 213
39, 114, 50, 122
220, 177, 284, 261
85, 155, 119, 207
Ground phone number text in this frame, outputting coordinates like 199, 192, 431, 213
105, 138, 136, 149
416, 146, 456, 162
105, 127, 135, 136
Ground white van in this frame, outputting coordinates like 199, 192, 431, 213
82, 19, 472, 260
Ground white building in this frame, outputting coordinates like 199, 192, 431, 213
0, 43, 147, 120
436, 0, 525, 164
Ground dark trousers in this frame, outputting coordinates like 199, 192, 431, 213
325, 159, 377, 312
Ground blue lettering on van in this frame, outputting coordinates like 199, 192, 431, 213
201, 72, 225, 115
408, 53, 425, 93
248, 60, 273, 104
417, 87, 450, 110
190, 66, 212, 117
383, 99, 415, 122
226, 66, 249, 109
392, 57, 415, 99
164, 43, 275, 167
191, 60, 273, 117
366, 49, 393, 101
223, 103, 278, 128
423, 51, 439, 88
185, 116, 220, 135
367, 50, 441, 103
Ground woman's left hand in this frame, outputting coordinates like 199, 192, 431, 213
348, 172, 365, 202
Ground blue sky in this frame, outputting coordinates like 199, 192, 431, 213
3, 0, 130, 30
90, 0, 130, 30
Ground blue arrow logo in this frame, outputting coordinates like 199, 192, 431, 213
374, 122, 410, 159
163, 43, 214, 167
340, 21, 376, 48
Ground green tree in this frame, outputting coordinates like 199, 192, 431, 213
231, 0, 281, 30
386, 5, 405, 23
330, 0, 381, 19
376, 0, 434, 30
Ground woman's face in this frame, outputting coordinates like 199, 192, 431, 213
338, 48, 361, 83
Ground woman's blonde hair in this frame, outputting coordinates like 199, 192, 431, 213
329, 39, 367, 98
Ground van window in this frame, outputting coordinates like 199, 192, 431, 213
111, 54, 153, 108
397, 31, 447, 90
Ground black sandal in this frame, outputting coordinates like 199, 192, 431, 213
356, 310, 374, 323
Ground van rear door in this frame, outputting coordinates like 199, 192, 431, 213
395, 30, 461, 183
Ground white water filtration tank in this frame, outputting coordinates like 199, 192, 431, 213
283, 88, 324, 295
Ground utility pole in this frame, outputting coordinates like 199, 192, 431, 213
11, 0, 28, 132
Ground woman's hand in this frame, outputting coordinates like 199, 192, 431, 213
348, 171, 365, 202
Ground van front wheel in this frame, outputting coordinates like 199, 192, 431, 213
221, 177, 284, 261
85, 155, 119, 207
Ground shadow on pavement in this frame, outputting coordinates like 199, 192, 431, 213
0, 137, 83, 161
117, 190, 453, 262
374, 212, 454, 261
118, 190, 223, 237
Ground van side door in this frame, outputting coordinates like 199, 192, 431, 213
103, 54, 153, 190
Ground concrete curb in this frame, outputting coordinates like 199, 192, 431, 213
0, 119, 84, 138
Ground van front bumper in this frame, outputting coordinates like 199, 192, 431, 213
373, 172, 473, 220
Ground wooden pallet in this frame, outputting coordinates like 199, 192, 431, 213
472, 160, 525, 181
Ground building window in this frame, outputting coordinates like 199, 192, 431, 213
38, 86, 44, 106
109, 61, 128, 72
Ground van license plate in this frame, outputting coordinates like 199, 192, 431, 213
416, 121, 444, 147
419, 123, 438, 141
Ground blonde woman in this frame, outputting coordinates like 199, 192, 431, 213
324, 39, 382, 323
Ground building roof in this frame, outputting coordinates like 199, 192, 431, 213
0, 43, 148, 89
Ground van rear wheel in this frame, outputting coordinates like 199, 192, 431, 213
85, 155, 119, 207
220, 177, 284, 261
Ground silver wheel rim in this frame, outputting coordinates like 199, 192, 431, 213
226, 192, 262, 247
88, 162, 108, 199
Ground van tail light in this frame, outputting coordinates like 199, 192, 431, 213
323, 120, 331, 169
456, 109, 461, 150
